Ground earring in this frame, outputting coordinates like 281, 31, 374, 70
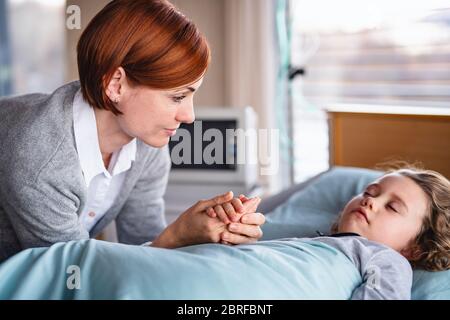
114, 97, 120, 104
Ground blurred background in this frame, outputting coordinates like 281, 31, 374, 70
1, 0, 449, 203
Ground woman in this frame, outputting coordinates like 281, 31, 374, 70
0, 0, 265, 262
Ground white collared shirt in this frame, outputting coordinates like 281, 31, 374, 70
73, 90, 137, 232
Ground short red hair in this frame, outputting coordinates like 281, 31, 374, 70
77, 0, 211, 115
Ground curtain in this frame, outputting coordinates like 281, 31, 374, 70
224, 0, 291, 193
0, 0, 12, 96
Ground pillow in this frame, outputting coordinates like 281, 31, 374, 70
412, 270, 450, 300
261, 166, 450, 300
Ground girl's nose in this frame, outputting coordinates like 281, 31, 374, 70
361, 196, 374, 210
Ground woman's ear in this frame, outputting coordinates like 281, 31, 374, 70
105, 67, 127, 103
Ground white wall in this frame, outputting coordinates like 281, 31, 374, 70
66, 0, 109, 84
65, 0, 227, 107
170, 0, 226, 107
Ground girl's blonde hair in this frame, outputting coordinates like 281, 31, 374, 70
333, 164, 450, 271
395, 168, 450, 271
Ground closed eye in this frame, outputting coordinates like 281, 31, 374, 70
388, 204, 398, 213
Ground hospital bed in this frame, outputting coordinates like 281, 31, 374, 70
0, 166, 448, 300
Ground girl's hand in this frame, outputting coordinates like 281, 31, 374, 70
205, 194, 260, 224
206, 194, 265, 245
205, 195, 244, 224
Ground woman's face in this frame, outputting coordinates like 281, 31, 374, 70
338, 173, 429, 254
116, 77, 203, 148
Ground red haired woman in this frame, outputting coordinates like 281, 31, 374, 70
0, 0, 264, 262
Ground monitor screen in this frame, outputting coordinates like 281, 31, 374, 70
169, 120, 238, 171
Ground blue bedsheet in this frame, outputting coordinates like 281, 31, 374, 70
0, 239, 361, 300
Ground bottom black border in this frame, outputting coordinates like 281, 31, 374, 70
1, 300, 448, 318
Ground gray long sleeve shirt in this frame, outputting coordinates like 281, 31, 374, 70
312, 234, 413, 300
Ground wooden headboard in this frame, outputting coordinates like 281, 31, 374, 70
327, 105, 450, 178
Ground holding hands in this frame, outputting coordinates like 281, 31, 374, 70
206, 193, 264, 245
152, 191, 265, 249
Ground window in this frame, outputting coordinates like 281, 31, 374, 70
1, 0, 66, 96
289, 0, 450, 183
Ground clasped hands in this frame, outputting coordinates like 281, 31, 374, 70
152, 191, 265, 249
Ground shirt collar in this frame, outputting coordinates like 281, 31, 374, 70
330, 232, 362, 238
316, 231, 362, 238
73, 90, 136, 187
111, 136, 136, 176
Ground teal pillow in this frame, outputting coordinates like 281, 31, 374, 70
262, 166, 450, 300
412, 270, 450, 300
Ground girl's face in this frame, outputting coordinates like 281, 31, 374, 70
339, 173, 429, 254
115, 77, 203, 148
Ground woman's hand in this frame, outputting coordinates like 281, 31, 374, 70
151, 192, 265, 249
151, 192, 235, 249
206, 195, 265, 245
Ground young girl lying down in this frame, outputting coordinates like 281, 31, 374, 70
0, 168, 448, 300
210, 167, 450, 299
317, 168, 449, 299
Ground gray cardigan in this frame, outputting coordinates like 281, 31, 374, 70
0, 81, 171, 262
